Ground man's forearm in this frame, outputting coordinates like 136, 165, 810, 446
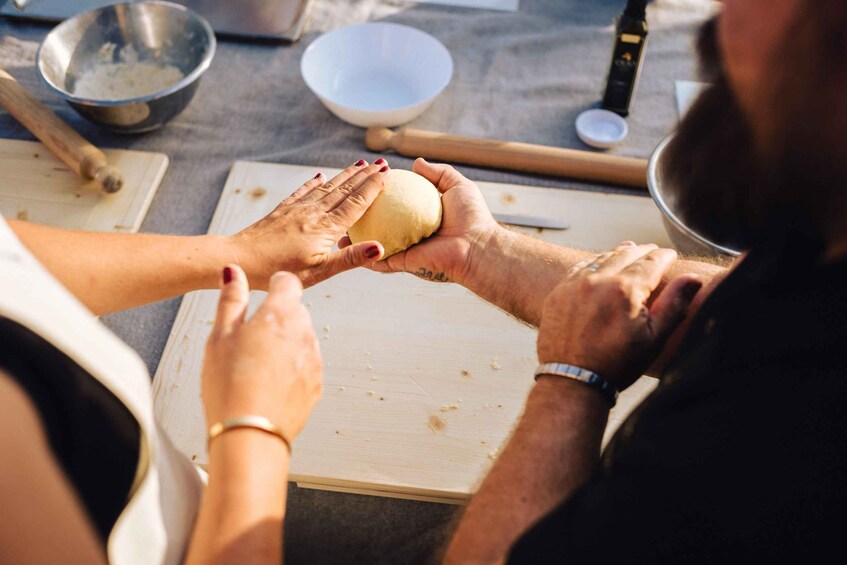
464, 228, 726, 327
444, 377, 610, 564
9, 220, 236, 315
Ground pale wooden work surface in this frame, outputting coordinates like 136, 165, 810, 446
0, 138, 168, 232
153, 161, 670, 503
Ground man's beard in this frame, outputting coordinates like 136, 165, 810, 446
660, 18, 762, 252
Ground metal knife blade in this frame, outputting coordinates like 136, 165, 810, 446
492, 213, 570, 230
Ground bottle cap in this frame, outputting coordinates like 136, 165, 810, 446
575, 109, 629, 149
624, 0, 647, 19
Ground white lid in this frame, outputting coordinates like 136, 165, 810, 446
575, 109, 629, 149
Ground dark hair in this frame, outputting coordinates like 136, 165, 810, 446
661, 18, 759, 251
663, 6, 847, 252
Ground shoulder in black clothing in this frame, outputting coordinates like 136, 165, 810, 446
509, 242, 847, 564
0, 318, 140, 544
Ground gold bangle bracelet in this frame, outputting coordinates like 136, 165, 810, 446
208, 415, 292, 453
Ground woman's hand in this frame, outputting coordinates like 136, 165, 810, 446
229, 160, 389, 289
201, 265, 322, 442
537, 243, 703, 391
343, 158, 501, 285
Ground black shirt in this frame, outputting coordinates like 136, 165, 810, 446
0, 318, 140, 544
509, 237, 847, 564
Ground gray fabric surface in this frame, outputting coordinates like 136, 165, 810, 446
1, 1, 715, 563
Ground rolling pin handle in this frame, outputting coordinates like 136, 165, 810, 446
95, 166, 125, 194
80, 150, 124, 193
365, 127, 396, 153
0, 67, 124, 194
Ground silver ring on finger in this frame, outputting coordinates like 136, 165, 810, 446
567, 259, 592, 277
585, 262, 602, 272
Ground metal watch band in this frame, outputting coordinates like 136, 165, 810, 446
534, 363, 619, 407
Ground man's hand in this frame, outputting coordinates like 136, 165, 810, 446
341, 158, 501, 284
229, 160, 389, 289
538, 242, 703, 390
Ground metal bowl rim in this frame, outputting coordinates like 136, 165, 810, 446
647, 134, 742, 257
35, 0, 216, 107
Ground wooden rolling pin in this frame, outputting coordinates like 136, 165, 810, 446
366, 127, 648, 189
0, 68, 123, 193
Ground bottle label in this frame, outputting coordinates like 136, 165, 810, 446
611, 37, 644, 74
602, 33, 647, 115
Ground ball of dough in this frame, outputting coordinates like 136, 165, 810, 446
348, 169, 442, 259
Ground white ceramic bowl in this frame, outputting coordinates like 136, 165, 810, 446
301, 22, 453, 128
575, 109, 629, 149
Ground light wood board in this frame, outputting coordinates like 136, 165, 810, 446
0, 138, 168, 232
153, 161, 669, 502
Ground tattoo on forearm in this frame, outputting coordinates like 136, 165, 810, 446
415, 268, 449, 282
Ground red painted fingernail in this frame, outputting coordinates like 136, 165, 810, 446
365, 245, 380, 259
379, 165, 389, 173
354, 159, 366, 167
374, 157, 385, 165
223, 267, 233, 284
314, 172, 322, 179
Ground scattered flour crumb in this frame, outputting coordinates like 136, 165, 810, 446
491, 359, 502, 370
323, 325, 331, 332
338, 386, 346, 392
440, 404, 460, 412
366, 364, 374, 370
428, 415, 446, 433
370, 376, 379, 381
488, 449, 500, 460
460, 370, 471, 377
249, 187, 267, 199
480, 440, 487, 445
367, 390, 375, 396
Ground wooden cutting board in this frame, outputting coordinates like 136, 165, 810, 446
153, 161, 669, 503
0, 138, 167, 232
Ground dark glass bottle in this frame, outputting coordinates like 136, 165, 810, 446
601, 0, 649, 117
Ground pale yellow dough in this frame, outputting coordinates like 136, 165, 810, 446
348, 169, 443, 259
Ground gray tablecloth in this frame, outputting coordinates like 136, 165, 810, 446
0, 1, 715, 562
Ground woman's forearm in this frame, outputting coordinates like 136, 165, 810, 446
185, 431, 289, 565
8, 220, 236, 315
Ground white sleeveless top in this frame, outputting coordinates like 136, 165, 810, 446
0, 215, 204, 564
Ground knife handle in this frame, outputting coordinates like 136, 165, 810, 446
366, 127, 647, 189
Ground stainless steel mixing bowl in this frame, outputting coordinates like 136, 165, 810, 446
647, 135, 742, 258
37, 1, 216, 133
